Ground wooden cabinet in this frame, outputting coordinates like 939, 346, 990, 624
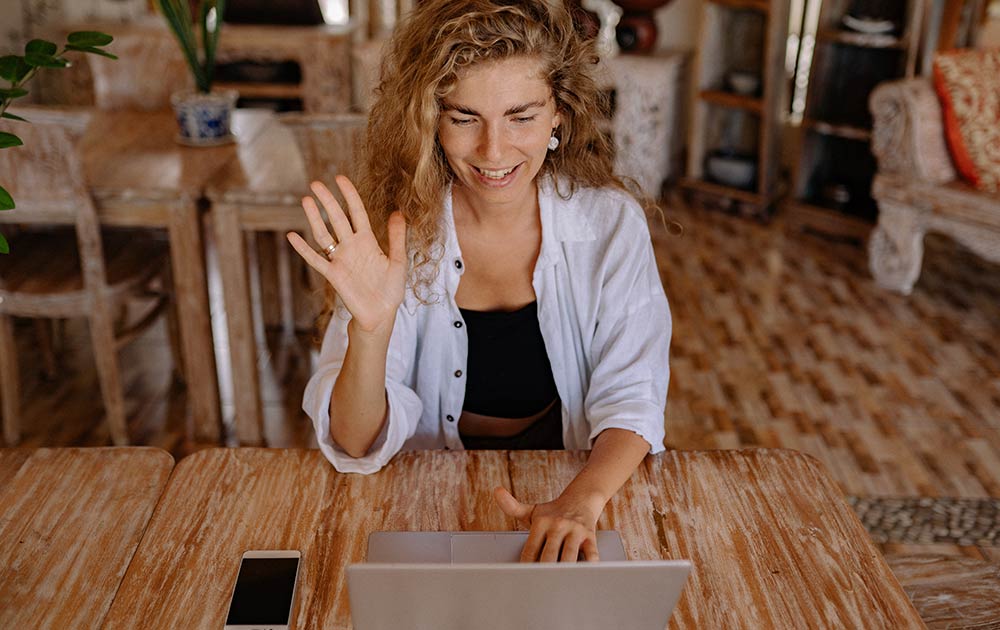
785, 0, 924, 239
680, 0, 791, 219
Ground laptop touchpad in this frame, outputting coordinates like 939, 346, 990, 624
450, 533, 526, 563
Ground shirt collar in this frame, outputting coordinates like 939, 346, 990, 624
441, 176, 596, 271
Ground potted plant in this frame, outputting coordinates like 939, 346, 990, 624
156, 0, 238, 146
0, 32, 116, 253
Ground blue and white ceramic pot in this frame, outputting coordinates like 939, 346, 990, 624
170, 89, 239, 146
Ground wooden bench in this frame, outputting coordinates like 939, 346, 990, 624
867, 78, 1000, 295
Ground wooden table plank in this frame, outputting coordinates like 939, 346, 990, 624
0, 447, 174, 629
645, 449, 924, 628
102, 448, 922, 629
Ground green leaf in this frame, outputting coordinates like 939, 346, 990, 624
0, 55, 18, 81
0, 232, 9, 254
0, 184, 13, 210
25, 39, 58, 56
0, 55, 30, 83
0, 132, 22, 149
24, 53, 70, 69
0, 88, 29, 99
1, 112, 28, 122
67, 31, 113, 47
66, 44, 118, 60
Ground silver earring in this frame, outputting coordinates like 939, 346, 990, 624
547, 134, 560, 151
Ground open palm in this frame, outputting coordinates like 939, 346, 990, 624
286, 176, 407, 334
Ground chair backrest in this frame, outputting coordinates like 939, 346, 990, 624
278, 112, 368, 184
0, 107, 108, 293
87, 26, 191, 111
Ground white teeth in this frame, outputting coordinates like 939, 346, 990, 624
478, 166, 515, 179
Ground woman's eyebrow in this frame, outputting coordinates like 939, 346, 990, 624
440, 100, 547, 117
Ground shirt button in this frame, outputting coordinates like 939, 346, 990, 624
454, 259, 463, 270
454, 370, 463, 378
454, 321, 462, 328
446, 415, 455, 422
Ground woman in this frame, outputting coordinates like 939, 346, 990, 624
287, 0, 671, 564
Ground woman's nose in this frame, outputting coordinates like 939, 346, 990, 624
478, 123, 506, 163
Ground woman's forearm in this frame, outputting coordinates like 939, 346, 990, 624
559, 428, 652, 516
328, 319, 393, 458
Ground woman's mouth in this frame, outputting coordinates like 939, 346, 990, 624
472, 163, 521, 186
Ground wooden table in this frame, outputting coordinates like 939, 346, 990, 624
206, 121, 313, 444
0, 447, 174, 628
101, 448, 924, 629
79, 109, 274, 441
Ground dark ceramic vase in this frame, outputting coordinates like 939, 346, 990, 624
616, 12, 659, 53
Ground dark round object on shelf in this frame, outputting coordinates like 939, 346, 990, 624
613, 0, 675, 11
616, 12, 658, 53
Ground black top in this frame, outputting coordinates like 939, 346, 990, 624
458, 301, 559, 419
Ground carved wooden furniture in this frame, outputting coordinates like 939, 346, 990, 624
679, 0, 790, 218
206, 113, 366, 444
100, 448, 923, 627
0, 447, 174, 628
213, 23, 354, 112
785, 0, 926, 240
0, 108, 175, 446
867, 77, 1000, 294
601, 51, 688, 197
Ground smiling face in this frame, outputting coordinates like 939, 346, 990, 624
437, 56, 561, 214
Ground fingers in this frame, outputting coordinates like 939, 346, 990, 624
310, 180, 354, 242
559, 531, 588, 563
387, 210, 407, 265
580, 536, 600, 562
301, 196, 336, 249
493, 487, 533, 523
520, 524, 546, 563
286, 232, 331, 276
335, 175, 373, 234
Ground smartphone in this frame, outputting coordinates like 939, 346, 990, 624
224, 550, 301, 630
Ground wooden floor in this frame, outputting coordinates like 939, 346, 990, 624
7, 196, 1000, 570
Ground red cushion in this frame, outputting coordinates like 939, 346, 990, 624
932, 48, 1000, 192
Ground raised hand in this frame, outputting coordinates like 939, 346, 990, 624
286, 176, 407, 335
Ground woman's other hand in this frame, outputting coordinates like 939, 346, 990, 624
286, 175, 407, 334
493, 486, 603, 563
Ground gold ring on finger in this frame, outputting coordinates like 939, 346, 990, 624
323, 243, 337, 259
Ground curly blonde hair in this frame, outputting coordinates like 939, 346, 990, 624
318, 0, 654, 332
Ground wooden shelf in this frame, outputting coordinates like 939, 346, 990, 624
680, 177, 765, 205
802, 118, 872, 142
784, 200, 873, 241
699, 90, 763, 114
215, 82, 304, 100
707, 0, 771, 13
817, 28, 906, 50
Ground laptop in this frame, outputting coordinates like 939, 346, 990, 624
347, 531, 691, 630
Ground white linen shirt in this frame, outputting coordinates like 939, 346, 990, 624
303, 178, 672, 474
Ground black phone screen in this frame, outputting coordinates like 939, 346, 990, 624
226, 556, 300, 625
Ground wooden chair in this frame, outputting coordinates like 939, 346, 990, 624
269, 113, 367, 339
86, 25, 190, 110
278, 112, 367, 183
0, 108, 174, 445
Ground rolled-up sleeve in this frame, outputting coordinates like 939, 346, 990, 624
303, 301, 423, 474
583, 209, 671, 453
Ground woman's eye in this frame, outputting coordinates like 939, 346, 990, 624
513, 116, 536, 124
450, 117, 475, 126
